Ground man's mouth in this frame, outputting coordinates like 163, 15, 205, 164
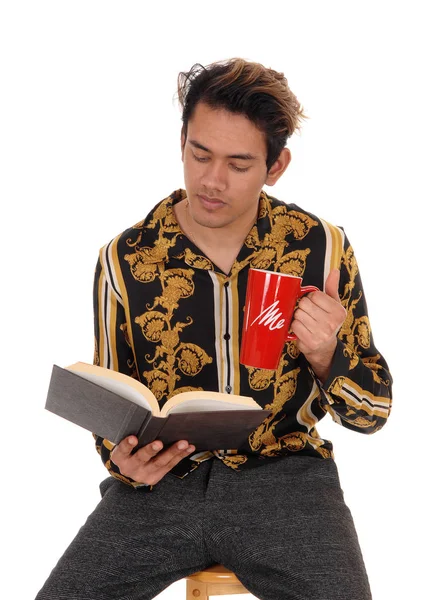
197, 194, 225, 209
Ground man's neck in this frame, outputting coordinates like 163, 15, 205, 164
174, 199, 255, 274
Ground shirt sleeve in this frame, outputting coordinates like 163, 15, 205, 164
92, 249, 152, 490
318, 235, 393, 434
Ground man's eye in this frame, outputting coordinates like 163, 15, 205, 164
192, 153, 249, 173
192, 154, 208, 163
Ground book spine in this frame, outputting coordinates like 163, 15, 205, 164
136, 410, 153, 440
115, 403, 147, 444
137, 416, 165, 448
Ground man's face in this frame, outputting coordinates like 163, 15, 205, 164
181, 102, 287, 232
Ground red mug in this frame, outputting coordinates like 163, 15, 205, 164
240, 269, 319, 370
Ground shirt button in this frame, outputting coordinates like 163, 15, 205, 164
224, 333, 231, 340
224, 281, 229, 288
225, 385, 232, 393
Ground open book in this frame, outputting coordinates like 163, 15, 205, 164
45, 362, 270, 451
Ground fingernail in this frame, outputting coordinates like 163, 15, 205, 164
152, 443, 161, 451
187, 446, 194, 453
178, 441, 188, 450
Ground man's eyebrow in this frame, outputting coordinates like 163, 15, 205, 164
189, 139, 257, 161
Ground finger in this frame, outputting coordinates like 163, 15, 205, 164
296, 295, 325, 320
324, 269, 341, 302
290, 318, 315, 349
133, 443, 196, 486
293, 307, 333, 341
151, 440, 195, 469
293, 307, 318, 333
295, 298, 345, 336
112, 435, 139, 462
162, 444, 197, 472
301, 286, 343, 315
132, 439, 165, 463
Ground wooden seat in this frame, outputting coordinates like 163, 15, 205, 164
185, 564, 249, 599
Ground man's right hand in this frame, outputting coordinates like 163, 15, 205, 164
111, 437, 196, 486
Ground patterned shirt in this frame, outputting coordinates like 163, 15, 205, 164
93, 188, 392, 488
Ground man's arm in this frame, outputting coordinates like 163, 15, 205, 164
292, 236, 392, 434
93, 250, 194, 489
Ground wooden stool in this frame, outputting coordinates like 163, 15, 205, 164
186, 564, 249, 599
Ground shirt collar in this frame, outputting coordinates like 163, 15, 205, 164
140, 188, 310, 270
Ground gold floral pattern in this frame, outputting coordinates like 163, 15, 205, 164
178, 248, 214, 270
93, 337, 99, 366
120, 323, 132, 347
336, 245, 376, 369
124, 207, 212, 401
362, 355, 387, 384
236, 202, 318, 277
135, 311, 167, 342
219, 454, 248, 468
176, 343, 213, 376
124, 251, 160, 283
279, 432, 307, 452
343, 415, 378, 429
273, 208, 318, 240
328, 376, 345, 397
247, 368, 276, 391
142, 370, 169, 400
316, 446, 332, 459
286, 340, 300, 360
93, 188, 392, 485
249, 366, 301, 452
277, 248, 311, 275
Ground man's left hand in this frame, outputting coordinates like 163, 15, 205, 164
291, 269, 346, 381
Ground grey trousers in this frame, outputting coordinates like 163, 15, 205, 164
36, 456, 372, 600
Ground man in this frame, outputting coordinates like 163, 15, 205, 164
37, 58, 392, 600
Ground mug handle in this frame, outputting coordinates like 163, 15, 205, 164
285, 285, 320, 341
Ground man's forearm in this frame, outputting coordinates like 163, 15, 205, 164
304, 338, 337, 383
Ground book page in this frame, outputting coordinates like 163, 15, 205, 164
66, 363, 160, 414
161, 390, 261, 417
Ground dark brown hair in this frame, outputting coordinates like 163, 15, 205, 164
177, 58, 306, 171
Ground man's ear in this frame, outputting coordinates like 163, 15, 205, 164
265, 148, 292, 186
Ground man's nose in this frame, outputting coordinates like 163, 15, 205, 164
201, 161, 228, 190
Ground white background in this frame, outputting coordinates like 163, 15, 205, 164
1, 1, 429, 599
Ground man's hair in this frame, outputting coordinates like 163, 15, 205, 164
177, 58, 306, 171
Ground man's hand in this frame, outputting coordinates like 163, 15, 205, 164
111, 437, 196, 486
291, 268, 346, 382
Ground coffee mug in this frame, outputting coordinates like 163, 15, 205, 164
240, 269, 319, 370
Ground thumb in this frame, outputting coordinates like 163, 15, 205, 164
325, 268, 341, 302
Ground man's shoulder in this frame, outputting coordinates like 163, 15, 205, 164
100, 189, 183, 253
264, 192, 343, 234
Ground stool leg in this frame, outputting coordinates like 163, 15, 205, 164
186, 579, 209, 600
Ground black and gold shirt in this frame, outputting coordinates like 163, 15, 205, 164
93, 189, 392, 488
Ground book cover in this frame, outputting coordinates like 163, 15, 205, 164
45, 365, 271, 451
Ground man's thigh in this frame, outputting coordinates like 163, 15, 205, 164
36, 464, 213, 600
205, 457, 372, 600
